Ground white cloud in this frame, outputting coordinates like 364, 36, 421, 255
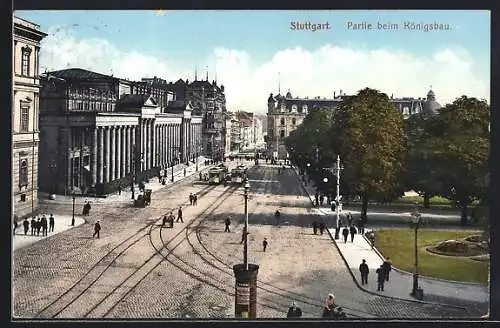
39, 26, 490, 114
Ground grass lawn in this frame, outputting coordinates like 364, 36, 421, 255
375, 229, 489, 284
394, 195, 453, 206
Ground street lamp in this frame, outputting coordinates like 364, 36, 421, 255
71, 192, 76, 226
410, 203, 423, 299
171, 149, 181, 182
48, 160, 57, 197
243, 181, 250, 269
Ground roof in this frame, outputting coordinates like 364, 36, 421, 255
118, 94, 157, 107
47, 68, 118, 81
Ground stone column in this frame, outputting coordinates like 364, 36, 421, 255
110, 126, 116, 181
152, 121, 156, 168
146, 120, 151, 170
98, 127, 104, 183
92, 127, 98, 185
116, 126, 122, 179
140, 120, 145, 171
105, 126, 110, 183
162, 125, 165, 167
125, 126, 130, 175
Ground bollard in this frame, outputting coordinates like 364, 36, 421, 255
233, 264, 259, 318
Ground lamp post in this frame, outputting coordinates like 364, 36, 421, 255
171, 148, 180, 182
48, 160, 57, 197
243, 181, 250, 269
410, 203, 423, 298
130, 145, 144, 200
71, 192, 76, 226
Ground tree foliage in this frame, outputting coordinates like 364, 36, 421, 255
330, 88, 407, 220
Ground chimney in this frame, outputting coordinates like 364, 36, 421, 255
391, 94, 393, 99
340, 89, 343, 96
334, 91, 336, 98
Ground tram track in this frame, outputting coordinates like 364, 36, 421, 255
34, 182, 218, 319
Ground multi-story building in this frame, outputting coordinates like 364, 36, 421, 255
266, 88, 439, 158
252, 116, 264, 145
228, 112, 242, 154
12, 17, 47, 218
167, 76, 227, 161
237, 111, 255, 150
38, 68, 202, 195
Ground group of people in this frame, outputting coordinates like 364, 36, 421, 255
161, 207, 184, 228
189, 193, 198, 205
13, 214, 56, 237
312, 221, 326, 235
286, 293, 345, 319
359, 258, 392, 291
225, 219, 269, 252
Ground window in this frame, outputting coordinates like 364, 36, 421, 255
280, 130, 285, 138
280, 118, 285, 126
19, 159, 28, 187
302, 105, 308, 113
292, 118, 296, 125
291, 104, 298, 112
21, 46, 31, 76
20, 106, 29, 132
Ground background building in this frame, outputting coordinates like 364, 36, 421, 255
13, 17, 47, 218
167, 75, 227, 161
266, 88, 438, 158
236, 111, 255, 150
38, 68, 202, 195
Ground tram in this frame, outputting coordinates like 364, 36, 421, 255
208, 168, 226, 185
230, 167, 246, 183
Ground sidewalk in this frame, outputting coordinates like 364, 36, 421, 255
13, 215, 86, 251
291, 167, 489, 306
38, 158, 213, 206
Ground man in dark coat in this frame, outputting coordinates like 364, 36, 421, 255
319, 222, 326, 235
349, 225, 357, 242
382, 258, 392, 282
167, 212, 175, 228
193, 194, 198, 205
224, 217, 231, 232
240, 226, 247, 244
93, 220, 101, 238
176, 207, 184, 223
342, 226, 349, 243
36, 218, 41, 236
49, 214, 55, 232
287, 302, 302, 318
376, 265, 385, 291
314, 192, 319, 206
23, 218, 29, 235
347, 212, 353, 227
189, 193, 194, 205
312, 221, 318, 235
359, 259, 369, 285
30, 217, 36, 236
262, 238, 268, 252
41, 215, 48, 236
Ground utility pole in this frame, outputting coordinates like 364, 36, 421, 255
335, 154, 341, 239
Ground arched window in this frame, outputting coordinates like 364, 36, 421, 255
19, 159, 28, 187
292, 118, 296, 125
291, 104, 297, 112
280, 118, 285, 126
280, 130, 285, 138
302, 105, 308, 113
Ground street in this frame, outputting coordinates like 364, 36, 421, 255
13, 162, 481, 319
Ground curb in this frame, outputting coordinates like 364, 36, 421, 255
363, 231, 489, 287
290, 168, 468, 310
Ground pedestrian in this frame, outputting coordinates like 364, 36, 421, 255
118, 185, 122, 195
359, 259, 369, 285
30, 217, 36, 236
199, 172, 202, 181
349, 225, 357, 242
176, 207, 184, 223
342, 226, 349, 243
193, 194, 198, 205
49, 214, 55, 232
224, 217, 231, 232
262, 238, 268, 252
274, 209, 281, 226
13, 220, 18, 235
347, 212, 353, 227
189, 193, 194, 205
382, 257, 392, 282
93, 220, 101, 238
312, 221, 318, 235
287, 301, 302, 318
320, 194, 325, 206
36, 218, 41, 236
322, 293, 336, 318
314, 192, 319, 207
168, 211, 175, 227
319, 222, 326, 235
184, 168, 187, 176
41, 215, 48, 236
376, 265, 385, 291
240, 226, 247, 244
356, 218, 365, 235
23, 217, 29, 235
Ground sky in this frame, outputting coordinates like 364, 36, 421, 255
15, 10, 490, 114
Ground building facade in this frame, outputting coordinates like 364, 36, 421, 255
167, 77, 227, 161
266, 89, 436, 158
236, 111, 255, 150
13, 17, 47, 218
252, 116, 264, 146
38, 68, 202, 195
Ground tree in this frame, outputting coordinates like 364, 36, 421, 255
330, 88, 407, 222
423, 96, 489, 225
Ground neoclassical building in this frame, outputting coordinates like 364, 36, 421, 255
266, 89, 438, 158
12, 17, 47, 217
38, 68, 202, 195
